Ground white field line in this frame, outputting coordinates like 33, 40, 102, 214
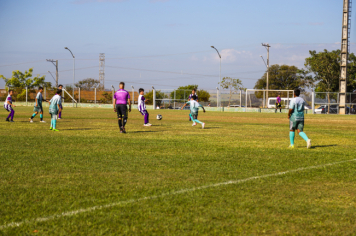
1, 158, 355, 230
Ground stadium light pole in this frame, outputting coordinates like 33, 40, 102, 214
261, 43, 271, 108
64, 47, 75, 107
211, 46, 221, 108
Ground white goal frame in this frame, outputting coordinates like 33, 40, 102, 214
245, 89, 294, 110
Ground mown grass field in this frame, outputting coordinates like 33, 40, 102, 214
1, 106, 356, 235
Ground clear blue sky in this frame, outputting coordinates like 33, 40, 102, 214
0, 0, 355, 90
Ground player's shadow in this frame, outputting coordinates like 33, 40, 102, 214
203, 127, 220, 129
65, 128, 95, 131
311, 145, 337, 149
130, 131, 159, 133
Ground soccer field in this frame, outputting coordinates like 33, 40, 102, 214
1, 107, 356, 235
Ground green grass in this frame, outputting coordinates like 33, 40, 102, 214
1, 107, 356, 235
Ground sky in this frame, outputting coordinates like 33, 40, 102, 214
0, 0, 355, 91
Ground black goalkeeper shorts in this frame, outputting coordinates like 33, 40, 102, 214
116, 104, 128, 119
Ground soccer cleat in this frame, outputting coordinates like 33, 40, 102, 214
10, 120, 14, 122
202, 123, 205, 129
192, 123, 197, 126
52, 129, 59, 131
40, 120, 46, 123
147, 123, 152, 126
58, 118, 61, 120
6, 118, 9, 122
307, 139, 312, 149
122, 128, 126, 133
29, 118, 33, 123
49, 127, 53, 130
289, 145, 295, 149
144, 124, 151, 127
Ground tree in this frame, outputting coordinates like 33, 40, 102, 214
220, 77, 244, 107
0, 68, 50, 89
74, 78, 104, 90
254, 64, 306, 91
253, 64, 308, 99
305, 50, 340, 113
170, 85, 198, 100
196, 89, 210, 102
144, 90, 166, 106
100, 91, 112, 104
0, 68, 51, 101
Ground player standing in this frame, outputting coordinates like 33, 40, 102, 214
113, 82, 131, 133
181, 95, 205, 129
29, 87, 48, 123
288, 88, 311, 149
188, 88, 198, 121
275, 94, 282, 113
4, 90, 15, 122
138, 88, 151, 126
58, 84, 63, 119
49, 89, 62, 131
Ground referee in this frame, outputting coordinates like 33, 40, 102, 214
113, 82, 131, 133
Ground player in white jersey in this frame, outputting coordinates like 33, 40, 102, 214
29, 87, 48, 123
48, 89, 62, 131
188, 88, 198, 121
181, 95, 206, 129
288, 88, 311, 149
58, 84, 63, 119
3, 90, 15, 122
138, 88, 151, 126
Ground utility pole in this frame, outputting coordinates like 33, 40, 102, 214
46, 59, 58, 87
262, 43, 271, 108
99, 53, 105, 88
339, 0, 352, 114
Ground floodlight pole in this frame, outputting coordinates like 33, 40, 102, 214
262, 43, 271, 108
65, 47, 75, 107
211, 46, 221, 108
46, 59, 59, 87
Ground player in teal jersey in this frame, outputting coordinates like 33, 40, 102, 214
181, 95, 206, 129
48, 89, 62, 131
29, 87, 48, 123
288, 88, 311, 149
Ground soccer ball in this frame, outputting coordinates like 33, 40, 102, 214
156, 114, 162, 120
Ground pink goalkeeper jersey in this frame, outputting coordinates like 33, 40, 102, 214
114, 89, 130, 105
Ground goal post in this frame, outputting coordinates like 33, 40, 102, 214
245, 89, 294, 110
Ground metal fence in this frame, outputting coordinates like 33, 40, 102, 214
0, 87, 130, 105
1, 87, 355, 115
314, 92, 356, 115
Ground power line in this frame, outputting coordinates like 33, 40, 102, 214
0, 60, 45, 68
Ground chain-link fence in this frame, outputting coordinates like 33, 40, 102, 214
2, 87, 356, 115
314, 92, 356, 115
0, 87, 117, 104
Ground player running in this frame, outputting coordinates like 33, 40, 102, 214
138, 88, 151, 126
181, 95, 206, 129
113, 82, 131, 133
49, 89, 62, 131
58, 84, 63, 119
29, 87, 48, 123
288, 88, 311, 149
188, 88, 198, 121
4, 90, 15, 122
275, 93, 282, 113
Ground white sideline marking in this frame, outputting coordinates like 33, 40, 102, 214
1, 158, 355, 230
